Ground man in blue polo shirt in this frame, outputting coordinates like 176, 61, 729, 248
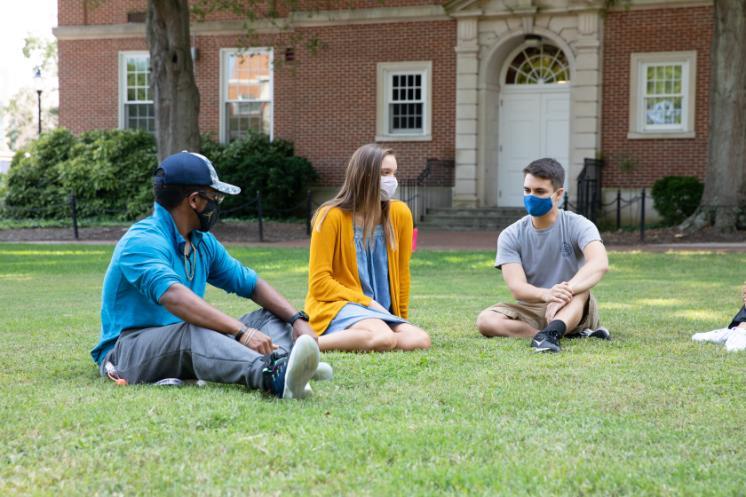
91, 151, 322, 399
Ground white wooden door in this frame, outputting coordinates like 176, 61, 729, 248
498, 89, 570, 207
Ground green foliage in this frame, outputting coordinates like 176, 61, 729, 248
208, 131, 318, 217
4, 129, 316, 221
4, 129, 156, 220
651, 175, 704, 225
60, 129, 158, 219
4, 129, 76, 218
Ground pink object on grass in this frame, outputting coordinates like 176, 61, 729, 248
412, 227, 418, 252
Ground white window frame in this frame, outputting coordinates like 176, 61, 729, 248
628, 51, 696, 139
219, 47, 274, 143
118, 51, 154, 131
376, 61, 432, 142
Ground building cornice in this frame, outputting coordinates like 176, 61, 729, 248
54, 5, 450, 40
52, 0, 713, 40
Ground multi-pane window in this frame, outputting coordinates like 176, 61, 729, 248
221, 49, 272, 142
376, 62, 432, 141
389, 73, 424, 133
642, 63, 685, 129
505, 44, 570, 85
629, 52, 696, 138
120, 53, 154, 132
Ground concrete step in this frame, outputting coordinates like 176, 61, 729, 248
420, 207, 525, 231
426, 207, 525, 217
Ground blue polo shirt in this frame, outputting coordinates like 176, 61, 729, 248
91, 203, 258, 364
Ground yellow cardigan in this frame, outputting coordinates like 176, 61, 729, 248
304, 200, 413, 335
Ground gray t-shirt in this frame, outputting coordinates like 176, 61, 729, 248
495, 210, 602, 289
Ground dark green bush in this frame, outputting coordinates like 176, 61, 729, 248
651, 176, 704, 226
4, 129, 76, 219
211, 131, 318, 217
60, 129, 157, 220
3, 129, 316, 221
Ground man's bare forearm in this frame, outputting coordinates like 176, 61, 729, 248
568, 261, 607, 294
159, 283, 243, 335
250, 279, 298, 322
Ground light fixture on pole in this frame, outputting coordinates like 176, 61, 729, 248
34, 67, 43, 135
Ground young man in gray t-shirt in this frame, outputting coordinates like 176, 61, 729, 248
476, 158, 610, 353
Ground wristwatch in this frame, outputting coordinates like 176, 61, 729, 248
288, 310, 309, 326
235, 324, 249, 341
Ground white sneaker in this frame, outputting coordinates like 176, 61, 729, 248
725, 329, 746, 352
691, 328, 735, 344
283, 335, 320, 400
312, 361, 334, 381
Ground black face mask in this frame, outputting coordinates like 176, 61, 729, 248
195, 199, 220, 232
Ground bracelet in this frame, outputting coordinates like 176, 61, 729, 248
246, 328, 258, 343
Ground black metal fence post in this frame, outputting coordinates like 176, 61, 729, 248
306, 189, 312, 236
616, 189, 622, 230
69, 193, 79, 240
256, 190, 264, 242
589, 180, 598, 224
640, 188, 646, 242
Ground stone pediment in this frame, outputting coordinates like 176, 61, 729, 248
445, 0, 604, 16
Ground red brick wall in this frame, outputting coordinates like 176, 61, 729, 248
58, 38, 148, 132
58, 0, 445, 25
57, 21, 456, 186
601, 6, 713, 188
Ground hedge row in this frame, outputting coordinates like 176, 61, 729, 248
1, 128, 317, 220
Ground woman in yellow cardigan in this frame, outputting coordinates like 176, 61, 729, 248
304, 144, 431, 352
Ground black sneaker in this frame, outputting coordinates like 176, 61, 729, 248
531, 330, 561, 353
262, 335, 319, 399
578, 327, 611, 340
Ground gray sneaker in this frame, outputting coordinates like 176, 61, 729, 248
312, 361, 334, 381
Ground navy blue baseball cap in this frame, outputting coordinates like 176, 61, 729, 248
156, 151, 241, 195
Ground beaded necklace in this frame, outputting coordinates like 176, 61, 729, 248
184, 243, 197, 281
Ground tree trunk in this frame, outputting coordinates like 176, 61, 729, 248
147, 0, 200, 162
683, 0, 746, 233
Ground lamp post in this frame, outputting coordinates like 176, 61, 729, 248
34, 67, 42, 135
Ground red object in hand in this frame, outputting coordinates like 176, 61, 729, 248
412, 227, 418, 252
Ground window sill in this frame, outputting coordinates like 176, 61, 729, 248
375, 134, 432, 143
627, 131, 695, 140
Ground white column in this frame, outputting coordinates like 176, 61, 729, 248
569, 11, 603, 197
453, 17, 480, 207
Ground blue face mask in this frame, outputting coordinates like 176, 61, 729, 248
523, 194, 554, 217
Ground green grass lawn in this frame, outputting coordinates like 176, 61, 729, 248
1, 244, 745, 496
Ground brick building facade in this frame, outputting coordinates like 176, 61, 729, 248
55, 0, 714, 220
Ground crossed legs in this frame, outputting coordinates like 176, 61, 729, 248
476, 291, 591, 338
318, 319, 431, 352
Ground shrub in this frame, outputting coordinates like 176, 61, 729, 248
651, 176, 704, 226
60, 129, 157, 220
3, 129, 316, 221
210, 131, 318, 217
4, 129, 76, 219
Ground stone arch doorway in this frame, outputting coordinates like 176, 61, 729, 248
496, 41, 571, 207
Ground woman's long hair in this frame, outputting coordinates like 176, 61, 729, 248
313, 143, 397, 249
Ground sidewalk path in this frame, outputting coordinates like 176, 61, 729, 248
3, 228, 746, 252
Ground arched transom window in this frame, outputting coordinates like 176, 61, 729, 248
505, 44, 570, 85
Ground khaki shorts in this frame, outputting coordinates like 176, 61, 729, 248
486, 294, 601, 336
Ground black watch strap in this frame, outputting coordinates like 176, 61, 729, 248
288, 311, 309, 325
235, 325, 248, 341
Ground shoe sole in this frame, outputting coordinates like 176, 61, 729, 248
283, 335, 320, 399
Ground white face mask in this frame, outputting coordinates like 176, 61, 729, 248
380, 175, 398, 201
